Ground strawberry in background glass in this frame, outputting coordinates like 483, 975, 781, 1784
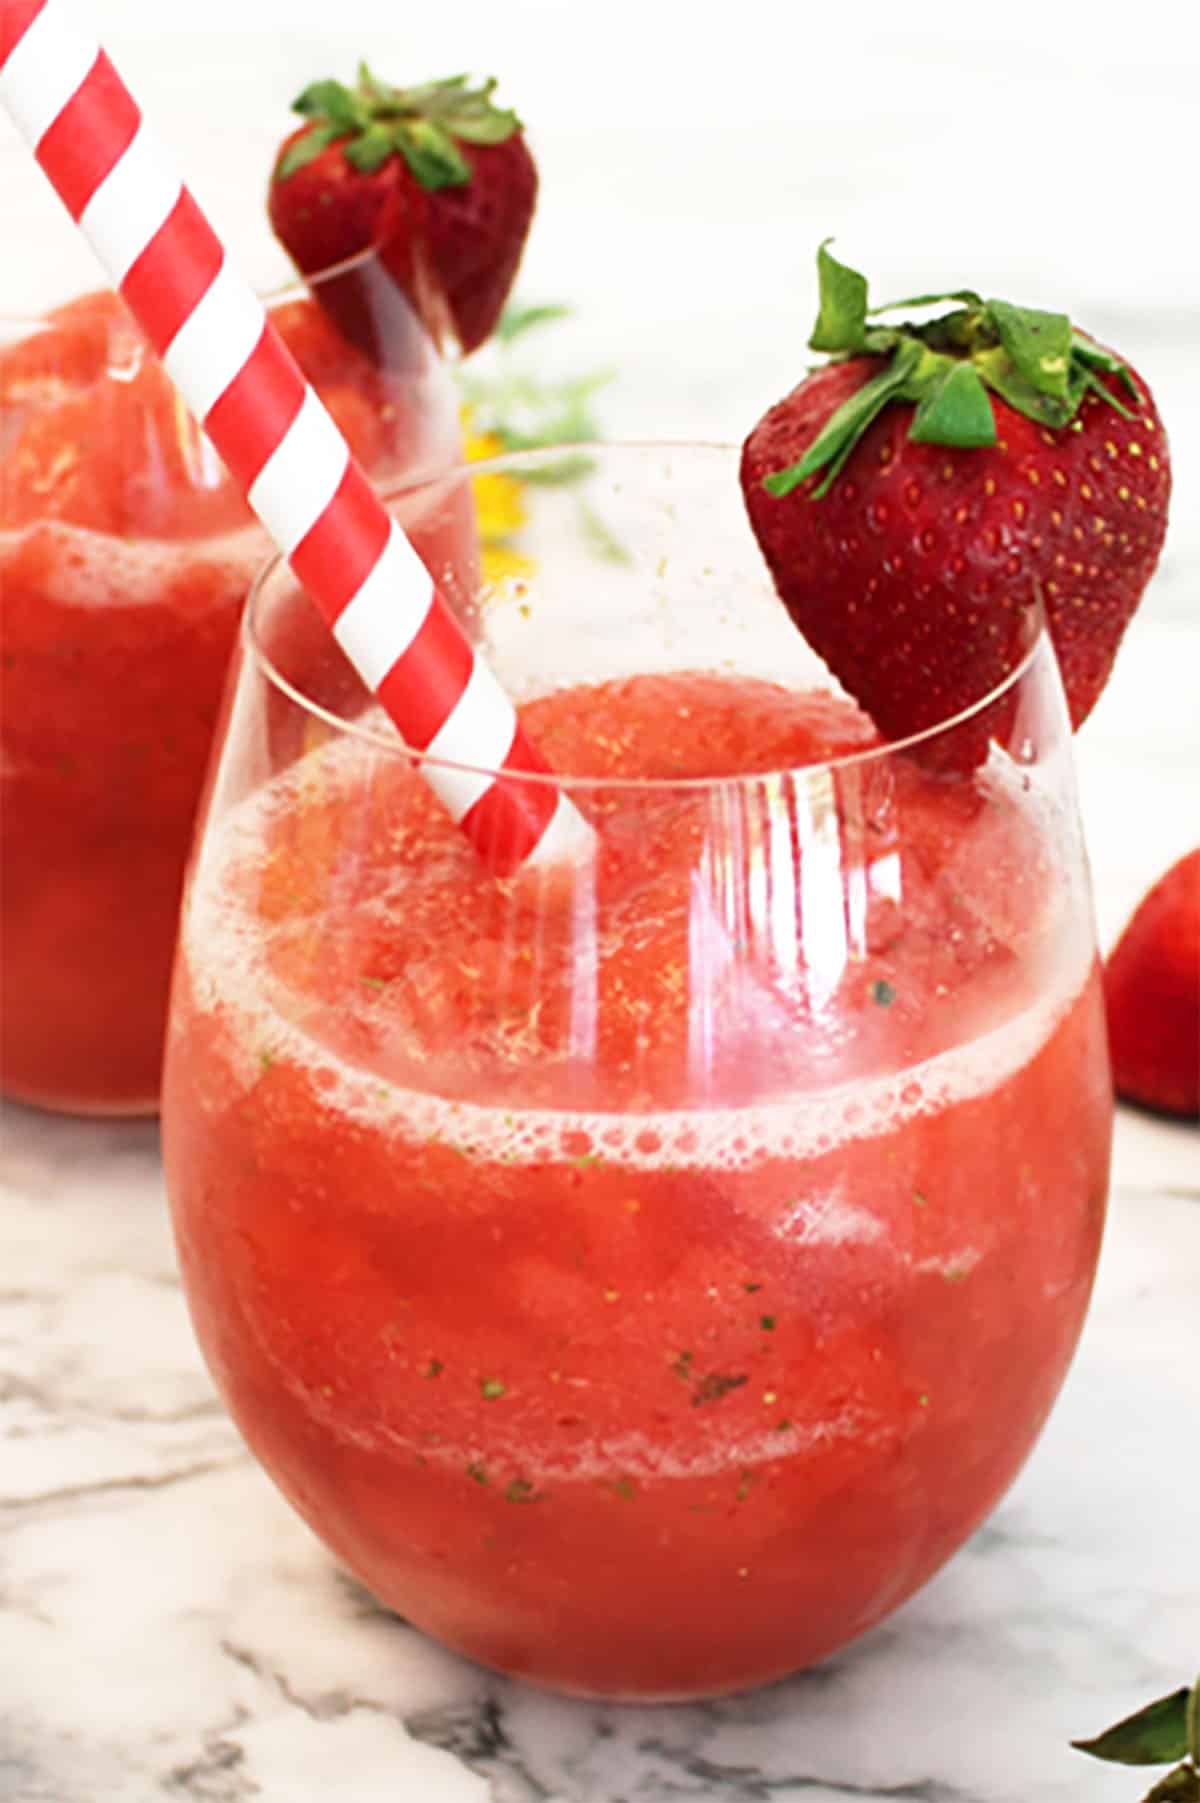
268, 66, 537, 365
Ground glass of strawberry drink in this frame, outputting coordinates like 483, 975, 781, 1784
162, 444, 1113, 1700
0, 253, 463, 1116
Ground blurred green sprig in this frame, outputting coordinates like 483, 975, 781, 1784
457, 300, 615, 470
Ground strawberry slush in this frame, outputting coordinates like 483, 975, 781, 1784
0, 287, 462, 1113
162, 669, 1112, 1699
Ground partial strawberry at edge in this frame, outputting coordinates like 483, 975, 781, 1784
741, 245, 1171, 761
1104, 850, 1200, 1120
268, 68, 537, 364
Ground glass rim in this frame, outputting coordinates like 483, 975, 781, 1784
0, 245, 411, 334
242, 439, 1053, 795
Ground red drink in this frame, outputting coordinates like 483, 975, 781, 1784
164, 643, 1111, 1696
0, 286, 460, 1113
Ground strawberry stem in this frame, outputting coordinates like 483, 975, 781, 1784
276, 67, 522, 189
763, 241, 1143, 500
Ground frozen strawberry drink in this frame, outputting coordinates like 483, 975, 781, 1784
0, 282, 460, 1114
162, 446, 1112, 1698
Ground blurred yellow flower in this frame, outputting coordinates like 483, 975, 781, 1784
462, 412, 533, 582
455, 308, 615, 585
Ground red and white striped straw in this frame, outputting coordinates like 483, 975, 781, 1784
0, 0, 589, 873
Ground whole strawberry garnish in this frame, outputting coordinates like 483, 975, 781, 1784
268, 66, 537, 362
741, 243, 1171, 756
1104, 850, 1200, 1119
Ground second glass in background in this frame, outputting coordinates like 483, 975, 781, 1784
0, 187, 463, 1114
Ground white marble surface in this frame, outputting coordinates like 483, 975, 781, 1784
3, 6, 1200, 1798
2, 618, 1197, 1803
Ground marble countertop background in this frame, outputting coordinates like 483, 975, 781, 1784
2, 3, 1198, 1797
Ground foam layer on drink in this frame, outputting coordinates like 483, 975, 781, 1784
0, 520, 266, 608
183, 719, 1095, 1176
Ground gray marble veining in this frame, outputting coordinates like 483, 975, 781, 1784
3, 10, 1199, 1789
2, 806, 1198, 1803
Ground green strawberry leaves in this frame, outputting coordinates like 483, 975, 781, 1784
764, 241, 1142, 499
386, 118, 471, 187
909, 359, 996, 447
764, 339, 923, 498
277, 66, 522, 191
293, 78, 368, 134
809, 243, 869, 353
276, 122, 345, 180
986, 298, 1073, 398
1073, 1676, 1200, 1803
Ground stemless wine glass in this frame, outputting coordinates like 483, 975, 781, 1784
161, 443, 1113, 1701
0, 145, 462, 1116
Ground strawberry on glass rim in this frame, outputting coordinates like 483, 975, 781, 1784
268, 65, 537, 365
741, 243, 1172, 762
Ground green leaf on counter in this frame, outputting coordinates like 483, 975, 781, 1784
1072, 1687, 1190, 1766
1141, 1765, 1200, 1802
